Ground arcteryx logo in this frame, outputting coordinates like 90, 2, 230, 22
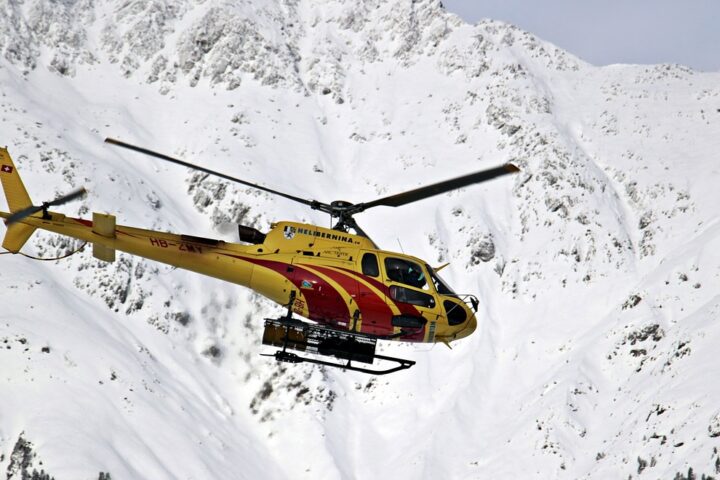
1, 165, 13, 174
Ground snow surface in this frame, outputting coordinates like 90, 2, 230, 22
1, 0, 719, 478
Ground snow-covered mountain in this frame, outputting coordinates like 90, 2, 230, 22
1, 1, 719, 478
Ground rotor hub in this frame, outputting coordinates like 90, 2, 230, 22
330, 200, 354, 211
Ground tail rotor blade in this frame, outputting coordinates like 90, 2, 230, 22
48, 187, 87, 207
6, 205, 44, 225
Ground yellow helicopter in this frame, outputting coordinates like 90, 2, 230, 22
0, 139, 518, 374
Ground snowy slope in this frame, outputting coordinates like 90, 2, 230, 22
1, 1, 720, 479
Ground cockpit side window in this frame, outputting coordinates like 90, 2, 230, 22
361, 253, 380, 277
426, 265, 455, 295
384, 257, 428, 290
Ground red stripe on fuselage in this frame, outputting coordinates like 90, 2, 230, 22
223, 255, 350, 326
336, 267, 422, 317
73, 218, 92, 227
308, 265, 395, 336
335, 267, 428, 342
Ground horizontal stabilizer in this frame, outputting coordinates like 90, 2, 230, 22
2, 223, 37, 253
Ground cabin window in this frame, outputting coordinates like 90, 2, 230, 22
384, 257, 428, 290
361, 253, 380, 277
389, 285, 436, 308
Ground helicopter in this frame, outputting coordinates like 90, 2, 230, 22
0, 139, 518, 374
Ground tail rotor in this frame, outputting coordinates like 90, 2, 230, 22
5, 188, 87, 225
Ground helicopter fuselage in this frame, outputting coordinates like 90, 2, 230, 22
1, 203, 477, 344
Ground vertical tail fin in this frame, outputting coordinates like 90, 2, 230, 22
1, 147, 37, 253
0, 147, 33, 212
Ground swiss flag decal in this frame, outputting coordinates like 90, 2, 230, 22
1, 165, 12, 174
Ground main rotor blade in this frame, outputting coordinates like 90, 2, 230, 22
105, 138, 323, 209
6, 187, 87, 225
355, 164, 519, 212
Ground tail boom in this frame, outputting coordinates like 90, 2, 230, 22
11, 210, 258, 287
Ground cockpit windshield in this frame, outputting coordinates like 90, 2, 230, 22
426, 264, 455, 295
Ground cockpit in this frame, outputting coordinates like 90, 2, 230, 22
425, 263, 477, 331
361, 252, 478, 340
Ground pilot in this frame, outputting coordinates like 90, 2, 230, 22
406, 264, 426, 288
386, 258, 426, 289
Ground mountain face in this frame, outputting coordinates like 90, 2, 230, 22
1, 1, 719, 478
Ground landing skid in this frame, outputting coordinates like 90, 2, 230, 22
260, 317, 416, 375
